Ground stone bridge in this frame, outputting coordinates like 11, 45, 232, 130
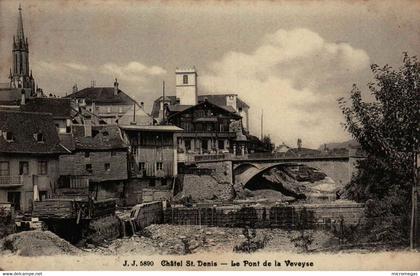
231, 155, 360, 188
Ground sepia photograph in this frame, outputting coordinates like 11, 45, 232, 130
0, 0, 419, 272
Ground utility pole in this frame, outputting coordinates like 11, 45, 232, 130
260, 109, 264, 140
162, 80, 166, 125
410, 150, 419, 250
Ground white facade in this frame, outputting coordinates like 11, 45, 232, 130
175, 67, 197, 105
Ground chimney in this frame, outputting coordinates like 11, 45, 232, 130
84, 118, 92, 137
72, 83, 78, 93
20, 89, 25, 105
114, 78, 119, 96
131, 103, 136, 125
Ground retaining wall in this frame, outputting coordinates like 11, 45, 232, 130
132, 201, 164, 230
163, 202, 365, 229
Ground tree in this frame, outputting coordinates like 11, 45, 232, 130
262, 135, 275, 152
338, 53, 419, 243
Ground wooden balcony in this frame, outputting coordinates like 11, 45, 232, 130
176, 131, 236, 138
0, 176, 23, 188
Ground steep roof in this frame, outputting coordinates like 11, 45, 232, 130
198, 95, 249, 109
0, 111, 66, 154
20, 98, 75, 119
64, 87, 138, 106
0, 88, 20, 105
151, 94, 249, 119
117, 104, 154, 126
167, 100, 242, 120
71, 125, 128, 151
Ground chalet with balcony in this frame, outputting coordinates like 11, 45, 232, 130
166, 99, 248, 162
0, 110, 66, 212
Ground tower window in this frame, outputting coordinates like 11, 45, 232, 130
183, 75, 188, 84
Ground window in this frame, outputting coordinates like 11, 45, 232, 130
156, 162, 163, 171
202, 139, 208, 151
185, 139, 191, 151
7, 192, 21, 211
86, 164, 92, 173
34, 133, 44, 142
19, 161, 29, 175
5, 132, 14, 142
85, 151, 90, 158
104, 163, 110, 171
139, 162, 145, 171
183, 74, 188, 84
38, 160, 48, 175
107, 106, 111, 113
218, 140, 225, 150
111, 151, 116, 156
118, 107, 123, 113
0, 161, 10, 176
149, 179, 155, 187
161, 178, 167, 186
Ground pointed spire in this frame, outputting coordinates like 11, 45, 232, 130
17, 4, 25, 41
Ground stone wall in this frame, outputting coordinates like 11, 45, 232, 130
163, 202, 365, 228
177, 161, 234, 201
59, 150, 128, 182
131, 201, 164, 230
124, 178, 173, 206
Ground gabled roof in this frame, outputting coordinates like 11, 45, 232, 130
71, 125, 128, 151
117, 104, 154, 126
198, 94, 250, 109
0, 111, 66, 154
64, 87, 138, 106
20, 98, 75, 119
151, 94, 250, 119
167, 100, 242, 120
0, 88, 20, 106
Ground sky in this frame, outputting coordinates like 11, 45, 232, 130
0, 0, 419, 149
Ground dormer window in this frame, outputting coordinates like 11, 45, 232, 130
183, 75, 188, 84
34, 132, 44, 143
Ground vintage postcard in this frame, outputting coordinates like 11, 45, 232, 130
0, 0, 419, 272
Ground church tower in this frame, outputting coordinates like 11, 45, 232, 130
10, 5, 35, 93
175, 67, 197, 105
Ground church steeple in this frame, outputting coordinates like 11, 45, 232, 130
17, 4, 25, 41
10, 4, 32, 91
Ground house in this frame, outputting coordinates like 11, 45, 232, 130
64, 79, 139, 124
118, 114, 182, 205
57, 124, 129, 203
0, 111, 66, 212
151, 67, 250, 131
166, 99, 247, 160
150, 67, 254, 160
274, 142, 291, 154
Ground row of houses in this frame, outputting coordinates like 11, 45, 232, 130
0, 6, 269, 213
